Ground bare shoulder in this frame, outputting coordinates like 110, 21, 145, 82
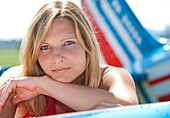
100, 64, 139, 105
100, 64, 136, 91
0, 66, 23, 86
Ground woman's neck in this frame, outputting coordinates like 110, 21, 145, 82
71, 72, 85, 85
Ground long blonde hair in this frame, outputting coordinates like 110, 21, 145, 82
20, 0, 101, 115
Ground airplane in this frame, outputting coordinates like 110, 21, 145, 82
38, 101, 170, 118
81, 0, 170, 103
0, 65, 10, 77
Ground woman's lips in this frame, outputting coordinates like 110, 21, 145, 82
52, 67, 70, 73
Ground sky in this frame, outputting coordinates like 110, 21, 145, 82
0, 0, 170, 40
127, 0, 170, 31
0, 0, 81, 40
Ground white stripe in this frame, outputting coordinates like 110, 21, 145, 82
133, 61, 143, 73
99, 52, 107, 64
146, 59, 170, 80
86, 0, 131, 69
101, 0, 143, 61
140, 79, 170, 102
150, 79, 170, 98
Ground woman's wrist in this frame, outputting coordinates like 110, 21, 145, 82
36, 75, 53, 96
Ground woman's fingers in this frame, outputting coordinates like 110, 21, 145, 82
0, 81, 17, 115
12, 88, 37, 105
11, 77, 38, 92
0, 76, 41, 115
0, 99, 3, 114
0, 76, 41, 113
0, 83, 10, 106
12, 95, 21, 105
0, 81, 16, 107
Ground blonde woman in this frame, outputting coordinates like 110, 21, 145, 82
0, 0, 138, 117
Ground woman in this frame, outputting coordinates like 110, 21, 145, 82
0, 0, 138, 117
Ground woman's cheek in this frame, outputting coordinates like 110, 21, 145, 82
38, 52, 50, 67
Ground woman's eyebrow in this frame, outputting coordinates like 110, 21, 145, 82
42, 37, 77, 44
61, 37, 77, 41
41, 42, 50, 45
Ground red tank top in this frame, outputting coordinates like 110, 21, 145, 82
24, 97, 75, 117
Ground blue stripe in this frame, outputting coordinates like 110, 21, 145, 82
142, 43, 170, 68
107, 0, 142, 48
95, 0, 135, 63
0, 65, 11, 76
113, 0, 162, 57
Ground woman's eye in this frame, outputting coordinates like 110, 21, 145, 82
40, 45, 50, 50
64, 41, 75, 46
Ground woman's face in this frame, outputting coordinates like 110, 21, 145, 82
38, 18, 86, 83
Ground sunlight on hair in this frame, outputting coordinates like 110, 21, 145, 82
61, 0, 67, 8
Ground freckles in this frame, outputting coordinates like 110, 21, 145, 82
39, 51, 51, 58
38, 53, 50, 65
67, 45, 85, 54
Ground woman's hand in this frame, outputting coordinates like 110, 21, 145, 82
0, 76, 43, 114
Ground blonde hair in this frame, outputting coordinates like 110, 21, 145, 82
20, 0, 101, 116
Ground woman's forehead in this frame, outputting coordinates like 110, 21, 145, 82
42, 18, 77, 42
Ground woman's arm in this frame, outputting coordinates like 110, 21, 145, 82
0, 93, 17, 118
38, 78, 118, 111
38, 67, 138, 111
0, 67, 138, 112
0, 66, 28, 117
0, 67, 18, 116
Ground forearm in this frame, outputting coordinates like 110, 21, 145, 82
0, 93, 17, 118
38, 77, 128, 111
90, 102, 122, 110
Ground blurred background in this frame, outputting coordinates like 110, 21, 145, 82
0, 0, 81, 67
0, 0, 170, 67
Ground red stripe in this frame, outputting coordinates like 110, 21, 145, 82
149, 74, 170, 85
158, 94, 170, 102
81, 0, 123, 67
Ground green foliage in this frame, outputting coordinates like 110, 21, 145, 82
0, 49, 20, 67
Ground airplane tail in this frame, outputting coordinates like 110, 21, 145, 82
81, 0, 165, 74
82, 0, 170, 103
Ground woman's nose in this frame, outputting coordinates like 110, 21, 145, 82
51, 47, 65, 63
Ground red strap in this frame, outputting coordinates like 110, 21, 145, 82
23, 97, 56, 117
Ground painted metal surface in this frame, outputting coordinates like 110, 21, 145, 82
41, 101, 170, 118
